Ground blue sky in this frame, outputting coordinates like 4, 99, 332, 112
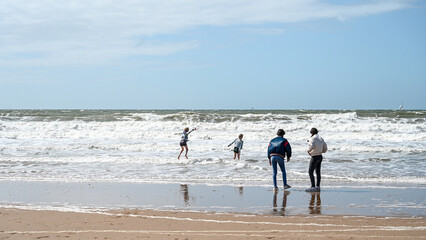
0, 0, 425, 110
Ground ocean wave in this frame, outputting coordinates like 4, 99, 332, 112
2, 110, 424, 122
0, 110, 425, 187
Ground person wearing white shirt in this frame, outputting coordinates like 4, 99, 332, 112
228, 134, 244, 160
306, 128, 327, 192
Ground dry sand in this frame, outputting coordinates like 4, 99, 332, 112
0, 208, 424, 240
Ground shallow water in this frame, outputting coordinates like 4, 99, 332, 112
0, 181, 424, 217
0, 110, 425, 188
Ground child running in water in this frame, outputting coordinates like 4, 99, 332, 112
178, 127, 197, 159
228, 134, 244, 160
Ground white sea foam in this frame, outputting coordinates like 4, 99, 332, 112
0, 110, 425, 187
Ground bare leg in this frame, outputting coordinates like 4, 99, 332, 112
178, 146, 184, 159
184, 145, 189, 159
237, 152, 241, 160
233, 152, 236, 159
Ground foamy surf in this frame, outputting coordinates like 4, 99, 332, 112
0, 110, 425, 187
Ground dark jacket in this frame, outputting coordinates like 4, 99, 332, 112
268, 136, 292, 159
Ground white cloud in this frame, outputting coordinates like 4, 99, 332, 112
0, 0, 412, 66
0, 39, 199, 66
242, 28, 285, 35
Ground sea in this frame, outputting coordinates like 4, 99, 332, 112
1, 109, 425, 189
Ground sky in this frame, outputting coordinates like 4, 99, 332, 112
0, 0, 425, 110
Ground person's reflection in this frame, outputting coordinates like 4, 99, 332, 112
238, 186, 243, 196
308, 192, 321, 214
180, 184, 189, 206
272, 190, 290, 216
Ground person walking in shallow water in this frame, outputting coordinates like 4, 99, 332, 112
178, 127, 196, 159
228, 134, 244, 160
267, 129, 292, 191
305, 128, 327, 192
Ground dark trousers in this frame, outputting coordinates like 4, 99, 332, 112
309, 155, 323, 187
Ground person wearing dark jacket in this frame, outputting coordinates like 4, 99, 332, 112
267, 129, 292, 191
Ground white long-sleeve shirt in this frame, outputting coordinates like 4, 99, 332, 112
308, 134, 327, 156
229, 138, 244, 151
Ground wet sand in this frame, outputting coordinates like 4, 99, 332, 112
0, 181, 425, 239
0, 181, 425, 216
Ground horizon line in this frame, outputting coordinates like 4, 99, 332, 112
0, 108, 424, 111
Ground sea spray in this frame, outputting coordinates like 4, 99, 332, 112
0, 110, 424, 187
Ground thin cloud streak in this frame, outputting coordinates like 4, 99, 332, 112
242, 28, 285, 35
0, 0, 413, 66
0, 40, 199, 66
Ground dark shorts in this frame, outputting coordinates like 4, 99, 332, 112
180, 141, 187, 147
233, 147, 240, 153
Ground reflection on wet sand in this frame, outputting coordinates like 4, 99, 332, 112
178, 184, 322, 215
180, 184, 189, 205
238, 186, 243, 196
309, 192, 321, 214
272, 190, 290, 216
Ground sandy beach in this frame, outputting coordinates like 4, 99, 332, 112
1, 208, 425, 240
0, 181, 425, 239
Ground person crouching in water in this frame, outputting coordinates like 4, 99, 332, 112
305, 128, 327, 192
228, 134, 244, 160
178, 127, 197, 159
267, 129, 292, 191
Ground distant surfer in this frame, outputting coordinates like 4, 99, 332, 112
178, 127, 197, 159
305, 128, 327, 192
228, 134, 244, 160
267, 129, 292, 191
